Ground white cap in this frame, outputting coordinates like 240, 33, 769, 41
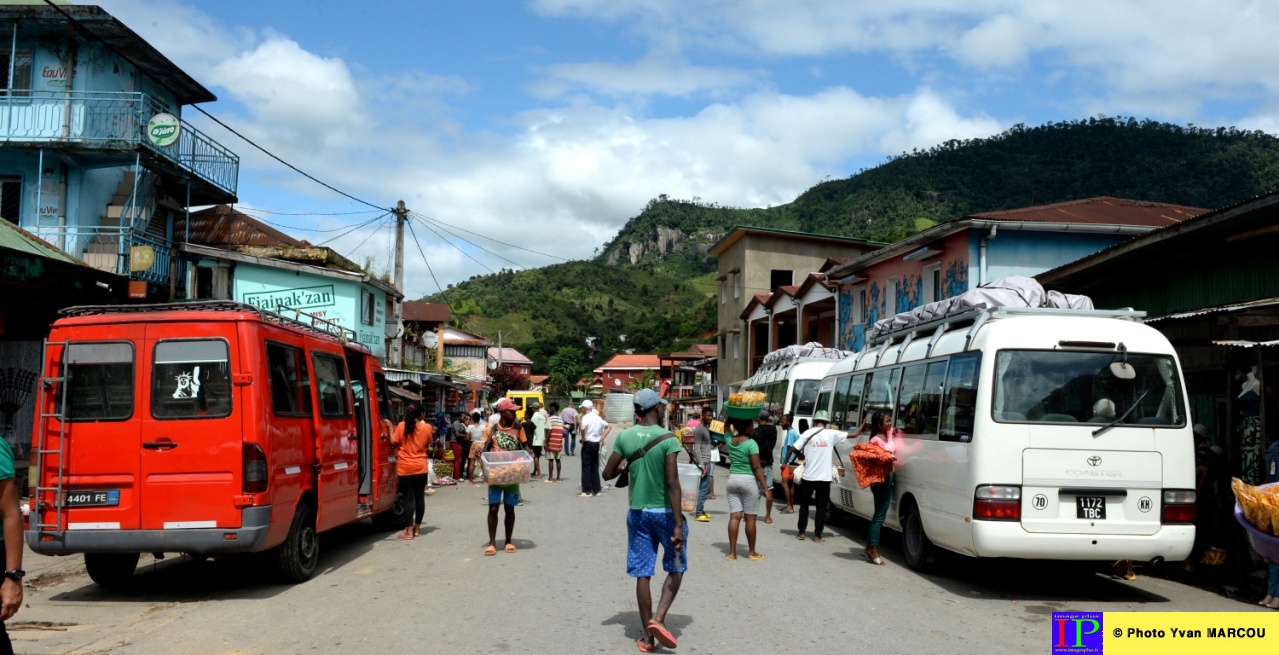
580, 399, 595, 409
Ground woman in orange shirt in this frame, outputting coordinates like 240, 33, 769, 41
391, 404, 434, 540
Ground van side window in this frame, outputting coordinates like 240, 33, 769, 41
896, 363, 928, 435
845, 374, 865, 427
313, 353, 351, 417
63, 342, 134, 421
830, 375, 849, 426
266, 342, 312, 416
863, 367, 901, 422
940, 353, 981, 442
373, 372, 392, 421
920, 361, 948, 434
151, 340, 232, 419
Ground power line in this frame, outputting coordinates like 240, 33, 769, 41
40, 0, 391, 214
412, 211, 570, 262
406, 219, 446, 298
414, 217, 495, 275
236, 205, 384, 217
411, 213, 526, 270
313, 212, 389, 247
344, 215, 391, 256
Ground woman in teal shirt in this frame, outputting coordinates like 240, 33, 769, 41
723, 415, 772, 561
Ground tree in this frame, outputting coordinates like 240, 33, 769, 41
626, 369, 657, 392
490, 367, 530, 397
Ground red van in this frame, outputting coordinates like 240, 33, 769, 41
26, 301, 403, 585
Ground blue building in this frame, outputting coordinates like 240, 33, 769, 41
0, 3, 238, 299
821, 197, 1206, 351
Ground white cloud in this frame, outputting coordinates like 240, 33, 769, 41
531, 54, 760, 98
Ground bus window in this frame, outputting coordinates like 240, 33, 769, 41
940, 353, 980, 442
920, 361, 948, 434
896, 364, 927, 435
790, 379, 820, 416
151, 340, 232, 419
831, 375, 851, 426
992, 350, 1184, 426
267, 342, 312, 417
815, 378, 836, 423
863, 367, 901, 420
63, 342, 134, 421
313, 353, 352, 417
845, 374, 866, 427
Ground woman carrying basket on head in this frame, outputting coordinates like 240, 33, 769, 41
850, 411, 897, 565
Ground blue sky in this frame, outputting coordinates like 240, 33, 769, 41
96, 0, 1279, 297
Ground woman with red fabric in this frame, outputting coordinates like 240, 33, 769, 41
391, 404, 435, 541
850, 411, 896, 565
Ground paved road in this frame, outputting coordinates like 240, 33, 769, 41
10, 460, 1258, 654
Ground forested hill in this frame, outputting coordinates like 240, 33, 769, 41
597, 118, 1279, 278
427, 117, 1279, 373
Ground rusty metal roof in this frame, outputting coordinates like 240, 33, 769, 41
969, 196, 1206, 227
403, 301, 451, 323
182, 206, 307, 248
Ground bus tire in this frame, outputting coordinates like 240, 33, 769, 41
902, 502, 934, 572
371, 491, 407, 530
84, 552, 139, 588
275, 501, 319, 582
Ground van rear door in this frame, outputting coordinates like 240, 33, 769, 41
311, 349, 359, 531
139, 330, 243, 530
51, 334, 143, 532
1020, 449, 1162, 536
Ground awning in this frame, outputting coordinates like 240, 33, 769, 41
1148, 298, 1279, 323
387, 386, 422, 402
1213, 340, 1279, 349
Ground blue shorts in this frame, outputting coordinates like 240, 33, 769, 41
626, 509, 688, 578
488, 484, 520, 506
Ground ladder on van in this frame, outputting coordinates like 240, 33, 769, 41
32, 340, 70, 534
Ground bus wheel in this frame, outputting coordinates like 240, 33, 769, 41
902, 503, 934, 572
275, 502, 319, 582
84, 552, 139, 588
371, 491, 407, 530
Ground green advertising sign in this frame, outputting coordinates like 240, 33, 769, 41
147, 113, 181, 147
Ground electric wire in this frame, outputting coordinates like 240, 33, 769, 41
236, 205, 384, 217
406, 219, 446, 298
414, 217, 495, 275
411, 213, 526, 270
344, 215, 391, 256
411, 211, 569, 262
312, 212, 390, 247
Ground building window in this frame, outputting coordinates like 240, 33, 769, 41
361, 289, 375, 326
0, 176, 19, 224
733, 334, 740, 359
885, 277, 898, 315
719, 282, 725, 305
192, 265, 230, 300
860, 289, 868, 322
444, 345, 484, 358
922, 264, 942, 303
0, 50, 33, 96
734, 274, 741, 300
770, 269, 792, 291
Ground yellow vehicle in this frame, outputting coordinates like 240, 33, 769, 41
505, 391, 546, 421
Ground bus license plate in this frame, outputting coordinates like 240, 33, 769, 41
65, 490, 119, 508
1076, 496, 1106, 520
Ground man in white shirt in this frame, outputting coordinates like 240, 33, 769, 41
579, 399, 611, 497
785, 410, 846, 543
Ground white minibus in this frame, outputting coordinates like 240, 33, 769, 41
814, 306, 1195, 571
739, 349, 845, 485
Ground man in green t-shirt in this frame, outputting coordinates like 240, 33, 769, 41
0, 438, 24, 652
603, 389, 686, 652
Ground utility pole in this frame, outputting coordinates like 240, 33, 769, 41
390, 200, 407, 368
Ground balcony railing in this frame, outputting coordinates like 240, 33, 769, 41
31, 224, 172, 284
0, 91, 238, 198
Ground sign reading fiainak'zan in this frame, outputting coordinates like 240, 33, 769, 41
147, 113, 181, 147
242, 285, 336, 312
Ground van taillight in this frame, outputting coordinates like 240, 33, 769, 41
973, 484, 1021, 521
243, 443, 268, 494
1161, 489, 1196, 524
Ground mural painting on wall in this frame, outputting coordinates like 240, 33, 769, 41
894, 275, 923, 314
837, 286, 855, 350
944, 258, 969, 297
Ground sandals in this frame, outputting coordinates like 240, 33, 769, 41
396, 533, 414, 541
865, 547, 885, 565
635, 637, 655, 653
764, 517, 773, 524
811, 537, 824, 544
748, 554, 765, 561
484, 545, 497, 556
795, 534, 806, 541
725, 554, 737, 561
504, 543, 517, 553
647, 620, 678, 649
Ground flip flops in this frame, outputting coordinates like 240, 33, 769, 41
484, 545, 497, 556
635, 637, 655, 653
748, 554, 765, 561
647, 620, 677, 649
795, 534, 806, 541
504, 543, 517, 553
811, 537, 824, 544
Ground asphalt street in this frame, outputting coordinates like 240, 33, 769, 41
8, 456, 1259, 655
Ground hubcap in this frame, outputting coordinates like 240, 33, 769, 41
300, 527, 317, 561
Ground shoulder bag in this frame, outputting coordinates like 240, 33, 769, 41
615, 432, 676, 488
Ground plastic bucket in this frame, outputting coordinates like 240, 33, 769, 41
604, 392, 635, 425
677, 463, 700, 513
481, 450, 533, 485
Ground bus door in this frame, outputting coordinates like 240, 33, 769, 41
140, 329, 242, 530
344, 351, 372, 496
47, 333, 144, 532
310, 350, 359, 531
370, 370, 398, 513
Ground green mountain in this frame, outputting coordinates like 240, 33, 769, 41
428, 117, 1279, 372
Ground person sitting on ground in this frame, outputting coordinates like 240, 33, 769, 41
483, 398, 531, 556
602, 389, 686, 653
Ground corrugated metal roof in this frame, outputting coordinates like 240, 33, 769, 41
970, 196, 1206, 227
599, 354, 661, 369
488, 347, 532, 364
1146, 298, 1279, 323
183, 206, 307, 248
403, 301, 450, 323
0, 219, 79, 264
1214, 340, 1279, 348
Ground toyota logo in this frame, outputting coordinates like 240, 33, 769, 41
1087, 456, 1103, 467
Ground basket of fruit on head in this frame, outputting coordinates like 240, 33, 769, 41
1233, 479, 1279, 561
724, 391, 767, 420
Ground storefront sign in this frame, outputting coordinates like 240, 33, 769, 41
242, 284, 336, 311
147, 113, 181, 147
129, 245, 155, 272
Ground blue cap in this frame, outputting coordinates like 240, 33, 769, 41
633, 388, 668, 412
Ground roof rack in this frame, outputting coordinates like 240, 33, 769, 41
60, 301, 363, 348
866, 305, 1147, 351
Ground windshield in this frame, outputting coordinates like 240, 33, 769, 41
791, 379, 820, 416
993, 350, 1185, 427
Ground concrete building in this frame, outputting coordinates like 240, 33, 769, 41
488, 347, 533, 376
0, 4, 238, 299
710, 226, 880, 388
823, 197, 1205, 351
399, 300, 450, 370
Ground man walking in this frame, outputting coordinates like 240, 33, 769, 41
603, 389, 686, 652
483, 398, 530, 555
752, 409, 777, 525
530, 401, 548, 478
560, 402, 578, 456
579, 399, 611, 497
786, 410, 845, 543
693, 407, 715, 522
